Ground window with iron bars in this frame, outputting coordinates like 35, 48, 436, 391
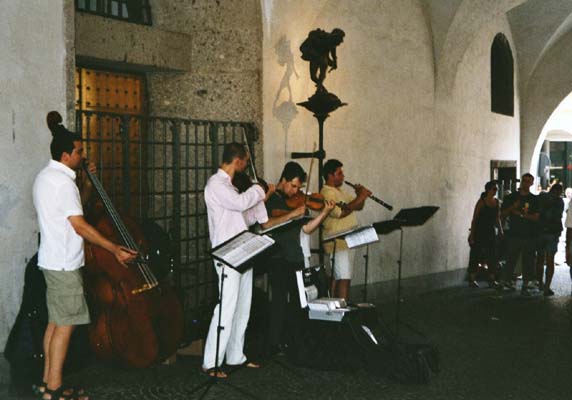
76, 0, 152, 25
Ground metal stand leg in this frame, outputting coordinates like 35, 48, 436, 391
329, 241, 337, 298
363, 245, 370, 302
396, 228, 403, 337
394, 228, 423, 340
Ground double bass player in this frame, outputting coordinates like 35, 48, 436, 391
32, 112, 137, 400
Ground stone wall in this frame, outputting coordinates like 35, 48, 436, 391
75, 0, 263, 163
75, 1, 262, 123
0, 0, 73, 348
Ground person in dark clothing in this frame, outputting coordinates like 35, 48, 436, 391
265, 162, 334, 354
500, 173, 540, 295
468, 181, 503, 288
536, 183, 564, 296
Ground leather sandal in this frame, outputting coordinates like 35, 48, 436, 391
32, 381, 47, 396
227, 358, 261, 371
202, 367, 227, 378
41, 387, 75, 400
41, 386, 89, 400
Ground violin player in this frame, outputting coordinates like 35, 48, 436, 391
33, 112, 137, 400
202, 142, 278, 377
321, 159, 372, 300
265, 161, 335, 355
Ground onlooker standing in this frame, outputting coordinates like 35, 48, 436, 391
468, 181, 503, 288
565, 191, 572, 294
500, 173, 540, 295
536, 184, 564, 296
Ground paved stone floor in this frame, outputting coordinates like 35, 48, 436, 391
2, 266, 572, 400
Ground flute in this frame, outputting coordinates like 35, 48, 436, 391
345, 180, 393, 211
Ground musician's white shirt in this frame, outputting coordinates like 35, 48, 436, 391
204, 168, 265, 247
243, 201, 269, 227
33, 160, 84, 271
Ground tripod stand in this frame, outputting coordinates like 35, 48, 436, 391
373, 206, 438, 337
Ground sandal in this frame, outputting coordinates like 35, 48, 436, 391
227, 359, 261, 370
41, 387, 75, 400
41, 386, 89, 400
202, 367, 227, 378
32, 381, 47, 395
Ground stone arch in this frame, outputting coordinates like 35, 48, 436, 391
435, 0, 525, 100
521, 28, 572, 175
490, 33, 514, 116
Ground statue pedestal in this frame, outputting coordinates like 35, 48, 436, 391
297, 90, 347, 119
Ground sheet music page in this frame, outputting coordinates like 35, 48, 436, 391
295, 270, 308, 308
212, 232, 275, 267
322, 224, 360, 242
257, 215, 307, 234
345, 226, 379, 248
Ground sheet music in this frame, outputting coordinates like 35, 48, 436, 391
211, 231, 275, 267
295, 270, 308, 308
256, 215, 308, 234
322, 224, 360, 242
345, 226, 379, 248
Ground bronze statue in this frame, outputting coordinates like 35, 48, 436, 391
300, 28, 345, 92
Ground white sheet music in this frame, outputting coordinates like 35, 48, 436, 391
322, 225, 359, 242
212, 232, 274, 267
345, 226, 379, 248
256, 215, 308, 234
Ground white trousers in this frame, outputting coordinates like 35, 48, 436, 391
202, 262, 252, 369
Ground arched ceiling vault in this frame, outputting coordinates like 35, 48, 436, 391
507, 0, 572, 97
422, 0, 572, 102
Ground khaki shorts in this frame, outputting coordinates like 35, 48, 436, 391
42, 268, 90, 326
329, 249, 355, 280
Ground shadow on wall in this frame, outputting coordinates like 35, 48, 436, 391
272, 35, 299, 158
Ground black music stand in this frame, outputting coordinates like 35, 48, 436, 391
360, 220, 402, 302
375, 206, 438, 337
188, 231, 274, 400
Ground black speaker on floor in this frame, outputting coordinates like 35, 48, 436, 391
289, 307, 439, 384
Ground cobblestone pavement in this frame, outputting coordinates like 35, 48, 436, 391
2, 266, 571, 399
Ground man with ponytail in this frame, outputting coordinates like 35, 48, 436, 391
32, 112, 137, 400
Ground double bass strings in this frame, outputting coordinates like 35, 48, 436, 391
84, 166, 158, 290
89, 172, 157, 289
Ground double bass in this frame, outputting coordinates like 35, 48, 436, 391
80, 152, 183, 368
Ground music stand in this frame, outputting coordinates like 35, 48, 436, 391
376, 206, 438, 337
359, 220, 402, 302
188, 231, 274, 400
323, 225, 379, 298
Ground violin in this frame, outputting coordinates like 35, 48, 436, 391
232, 171, 269, 193
233, 132, 270, 193
286, 191, 329, 211
270, 191, 345, 217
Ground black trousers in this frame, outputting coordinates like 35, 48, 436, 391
267, 259, 304, 349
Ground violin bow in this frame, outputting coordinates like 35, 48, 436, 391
304, 142, 318, 206
242, 130, 259, 183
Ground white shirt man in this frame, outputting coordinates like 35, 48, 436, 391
202, 143, 271, 376
34, 160, 85, 271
